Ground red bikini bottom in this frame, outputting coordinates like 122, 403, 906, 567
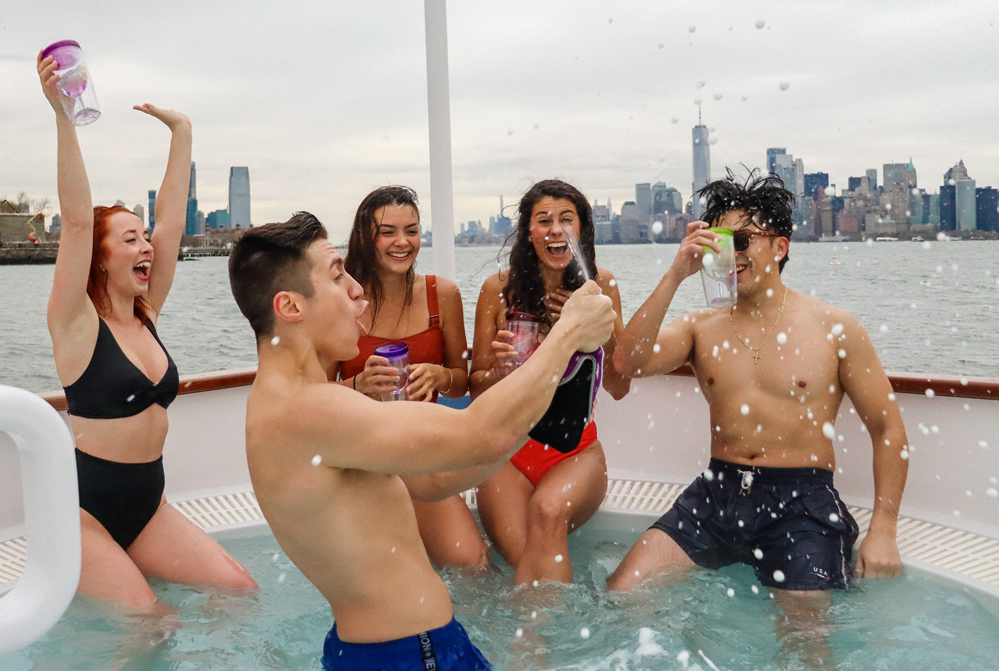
510, 422, 598, 488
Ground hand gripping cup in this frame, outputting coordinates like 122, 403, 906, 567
506, 312, 541, 368
373, 341, 410, 402
41, 40, 101, 126
700, 227, 737, 309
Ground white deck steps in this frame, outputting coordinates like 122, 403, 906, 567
3, 480, 999, 594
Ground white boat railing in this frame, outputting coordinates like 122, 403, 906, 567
0, 386, 80, 655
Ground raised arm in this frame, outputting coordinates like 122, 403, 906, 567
279, 282, 615, 477
614, 221, 718, 377
40, 53, 98, 346
838, 313, 907, 578
138, 105, 192, 317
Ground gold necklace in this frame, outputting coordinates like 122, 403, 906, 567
729, 286, 788, 364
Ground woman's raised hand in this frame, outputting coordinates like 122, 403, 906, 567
133, 104, 191, 132
36, 53, 64, 114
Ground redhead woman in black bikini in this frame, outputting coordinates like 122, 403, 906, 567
38, 53, 256, 608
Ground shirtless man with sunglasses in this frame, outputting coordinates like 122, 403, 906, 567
607, 172, 908, 666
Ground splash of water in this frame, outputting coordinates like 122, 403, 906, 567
562, 225, 593, 284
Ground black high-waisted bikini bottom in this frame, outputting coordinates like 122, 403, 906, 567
76, 448, 165, 550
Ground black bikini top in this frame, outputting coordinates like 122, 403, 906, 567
64, 318, 179, 419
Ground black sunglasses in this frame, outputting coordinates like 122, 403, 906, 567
732, 230, 779, 252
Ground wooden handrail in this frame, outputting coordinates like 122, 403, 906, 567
36, 365, 999, 412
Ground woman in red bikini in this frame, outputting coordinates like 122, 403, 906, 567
332, 186, 486, 567
470, 179, 631, 585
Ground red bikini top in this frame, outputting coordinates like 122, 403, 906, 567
339, 275, 445, 385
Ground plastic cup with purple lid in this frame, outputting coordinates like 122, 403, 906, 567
373, 341, 410, 401
506, 312, 541, 368
41, 40, 101, 126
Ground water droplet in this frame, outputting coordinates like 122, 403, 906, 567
778, 80, 790, 91
829, 512, 840, 523
580, 627, 591, 639
824, 186, 836, 197
694, 97, 703, 105
741, 404, 750, 415
831, 323, 844, 336
866, 237, 875, 247
922, 241, 932, 250
773, 570, 785, 583
879, 324, 888, 333
554, 554, 563, 563
948, 178, 957, 186
658, 43, 665, 49
822, 422, 836, 440
900, 449, 909, 460
652, 221, 664, 235
776, 332, 787, 345
713, 92, 723, 101
726, 587, 735, 597
723, 340, 730, 349
703, 468, 715, 481
688, 25, 697, 33
677, 650, 690, 665
755, 19, 766, 29
754, 548, 764, 560
708, 136, 719, 145
987, 489, 998, 499
838, 349, 847, 359
751, 584, 759, 594
311, 454, 322, 466
741, 95, 748, 101
277, 572, 287, 583
979, 441, 988, 448
126, 394, 135, 403
925, 388, 935, 398
516, 628, 523, 638
671, 116, 680, 124
506, 129, 513, 136
652, 343, 661, 353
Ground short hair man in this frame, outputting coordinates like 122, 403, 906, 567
228, 212, 615, 670
607, 173, 908, 664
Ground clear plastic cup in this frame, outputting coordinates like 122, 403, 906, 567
373, 341, 410, 401
41, 40, 101, 126
506, 312, 541, 368
700, 227, 737, 309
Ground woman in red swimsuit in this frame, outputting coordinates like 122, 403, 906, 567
332, 186, 486, 567
470, 180, 631, 585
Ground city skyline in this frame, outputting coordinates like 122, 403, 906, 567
3, 1, 997, 240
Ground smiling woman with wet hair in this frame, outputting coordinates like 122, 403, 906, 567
469, 178, 631, 585
332, 185, 481, 569
37, 52, 256, 609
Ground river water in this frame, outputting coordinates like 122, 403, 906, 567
1, 240, 997, 393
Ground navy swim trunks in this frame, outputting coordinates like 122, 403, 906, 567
321, 618, 492, 671
651, 457, 859, 591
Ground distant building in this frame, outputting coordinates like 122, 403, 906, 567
148, 190, 157, 232
207, 209, 230, 229
635, 183, 652, 220
766, 148, 786, 176
848, 176, 864, 191
692, 113, 711, 219
50, 213, 62, 236
866, 168, 878, 191
772, 153, 797, 194
944, 160, 970, 184
977, 187, 999, 232
794, 158, 805, 200
618, 201, 647, 244
134, 204, 145, 226
939, 184, 957, 231
883, 163, 910, 190
229, 167, 251, 228
593, 202, 613, 244
803, 173, 829, 199
956, 179, 977, 231
185, 162, 199, 236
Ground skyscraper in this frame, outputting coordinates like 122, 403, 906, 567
794, 158, 805, 200
148, 190, 157, 232
185, 162, 199, 236
803, 173, 829, 199
635, 183, 652, 219
229, 167, 251, 228
939, 184, 956, 231
883, 163, 910, 190
956, 178, 977, 231
134, 204, 145, 226
977, 187, 999, 232
766, 148, 787, 176
692, 110, 711, 219
866, 169, 878, 191
773, 154, 796, 193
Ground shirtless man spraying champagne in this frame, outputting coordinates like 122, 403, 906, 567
227, 213, 615, 670
607, 172, 908, 666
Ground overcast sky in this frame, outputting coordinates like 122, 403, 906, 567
2, 0, 996, 240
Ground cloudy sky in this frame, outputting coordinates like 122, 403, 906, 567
2, 0, 996, 241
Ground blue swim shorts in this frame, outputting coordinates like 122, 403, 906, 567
651, 457, 860, 591
321, 618, 492, 671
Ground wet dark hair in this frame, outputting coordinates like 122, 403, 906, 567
228, 212, 328, 340
504, 180, 597, 332
345, 186, 420, 329
698, 169, 795, 272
